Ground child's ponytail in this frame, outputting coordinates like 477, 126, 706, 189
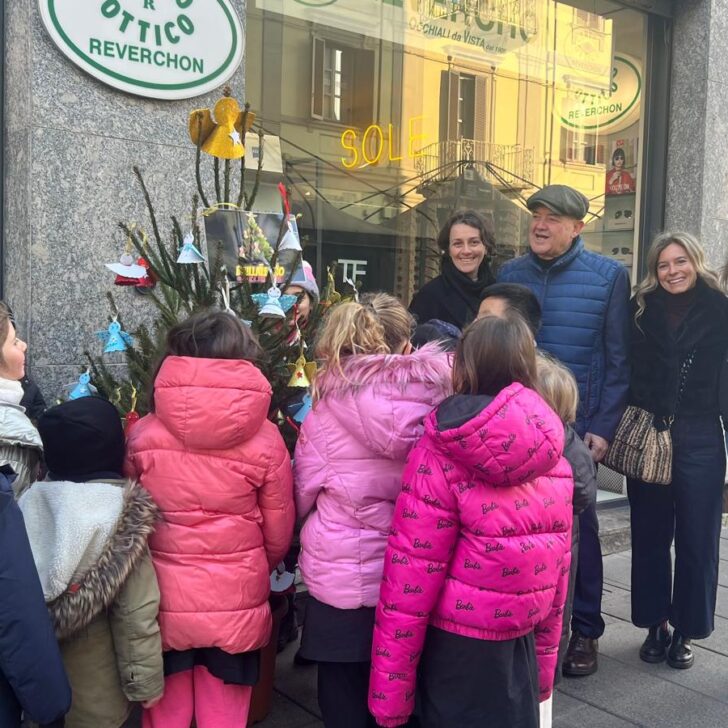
314, 293, 414, 394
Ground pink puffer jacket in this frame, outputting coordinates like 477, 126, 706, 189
125, 356, 294, 654
369, 383, 573, 727
294, 344, 452, 610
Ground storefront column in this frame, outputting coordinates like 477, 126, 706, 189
2, 1, 245, 400
665, 0, 728, 270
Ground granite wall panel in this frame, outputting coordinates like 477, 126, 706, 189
4, 1, 246, 401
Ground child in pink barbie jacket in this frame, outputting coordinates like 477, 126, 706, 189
295, 293, 452, 728
369, 314, 574, 728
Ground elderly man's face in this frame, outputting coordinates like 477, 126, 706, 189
528, 206, 585, 260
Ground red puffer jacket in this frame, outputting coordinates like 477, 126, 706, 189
125, 356, 294, 654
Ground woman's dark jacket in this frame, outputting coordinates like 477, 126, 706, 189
409, 256, 494, 330
628, 278, 728, 419
0, 466, 71, 727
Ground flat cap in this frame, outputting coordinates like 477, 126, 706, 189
526, 185, 590, 220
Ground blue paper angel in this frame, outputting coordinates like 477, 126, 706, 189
251, 286, 297, 319
68, 371, 97, 400
177, 231, 205, 264
97, 319, 134, 354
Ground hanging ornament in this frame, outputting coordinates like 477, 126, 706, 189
251, 286, 297, 319
106, 227, 153, 287
134, 256, 156, 289
291, 392, 313, 425
97, 318, 134, 354
287, 355, 317, 388
124, 386, 140, 436
177, 232, 205, 264
270, 562, 295, 593
188, 92, 256, 160
278, 217, 302, 252
68, 370, 97, 400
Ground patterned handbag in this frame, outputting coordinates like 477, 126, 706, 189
603, 350, 695, 485
602, 406, 673, 484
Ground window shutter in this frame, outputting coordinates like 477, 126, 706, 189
311, 37, 324, 120
474, 75, 487, 142
351, 49, 375, 129
439, 70, 459, 142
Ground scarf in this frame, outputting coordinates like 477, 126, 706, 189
440, 256, 494, 326
0, 378, 24, 407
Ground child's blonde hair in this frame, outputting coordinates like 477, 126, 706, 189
535, 351, 579, 424
314, 292, 414, 391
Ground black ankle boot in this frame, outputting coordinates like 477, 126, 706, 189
639, 623, 671, 663
667, 631, 694, 669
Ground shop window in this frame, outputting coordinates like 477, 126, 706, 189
560, 128, 605, 166
311, 37, 375, 127
440, 70, 487, 142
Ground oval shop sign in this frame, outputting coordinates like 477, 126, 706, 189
38, 0, 244, 100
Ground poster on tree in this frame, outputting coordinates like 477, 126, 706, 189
204, 210, 301, 281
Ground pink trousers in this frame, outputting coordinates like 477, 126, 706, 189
142, 666, 252, 728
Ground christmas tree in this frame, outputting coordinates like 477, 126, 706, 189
85, 88, 337, 433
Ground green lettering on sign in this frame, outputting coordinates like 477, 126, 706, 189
39, 0, 243, 99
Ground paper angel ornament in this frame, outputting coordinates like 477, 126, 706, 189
251, 286, 297, 319
68, 371, 97, 400
97, 319, 134, 354
177, 232, 205, 264
188, 95, 256, 160
287, 355, 317, 388
106, 251, 149, 286
291, 392, 313, 424
270, 562, 295, 593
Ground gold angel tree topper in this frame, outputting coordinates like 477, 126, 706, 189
188, 88, 256, 160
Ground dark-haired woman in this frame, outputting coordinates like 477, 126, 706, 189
627, 232, 728, 671
409, 209, 495, 330
126, 311, 294, 728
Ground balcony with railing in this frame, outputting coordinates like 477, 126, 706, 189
414, 139, 535, 193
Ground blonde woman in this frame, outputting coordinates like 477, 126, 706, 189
294, 293, 451, 728
628, 232, 728, 670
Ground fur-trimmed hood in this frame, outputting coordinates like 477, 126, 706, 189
18, 480, 159, 640
314, 342, 452, 399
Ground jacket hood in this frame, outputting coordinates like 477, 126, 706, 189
0, 403, 43, 450
19, 480, 159, 640
315, 343, 453, 459
426, 383, 564, 486
153, 356, 272, 450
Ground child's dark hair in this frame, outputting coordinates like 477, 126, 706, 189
452, 314, 537, 396
480, 283, 542, 336
149, 310, 263, 410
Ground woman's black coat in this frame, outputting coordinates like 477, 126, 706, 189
409, 256, 494, 331
628, 278, 728, 419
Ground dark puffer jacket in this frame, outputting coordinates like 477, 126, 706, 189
498, 237, 631, 439
0, 466, 71, 727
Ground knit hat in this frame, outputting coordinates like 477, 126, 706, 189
38, 397, 125, 482
288, 260, 320, 306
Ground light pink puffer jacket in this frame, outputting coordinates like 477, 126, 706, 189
369, 383, 573, 727
294, 343, 452, 610
125, 356, 294, 654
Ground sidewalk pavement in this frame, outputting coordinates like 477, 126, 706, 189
257, 508, 728, 728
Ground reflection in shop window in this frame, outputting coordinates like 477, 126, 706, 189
311, 37, 375, 128
560, 128, 605, 166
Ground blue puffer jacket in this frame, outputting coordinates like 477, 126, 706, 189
497, 237, 630, 439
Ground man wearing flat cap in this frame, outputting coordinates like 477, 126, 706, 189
498, 184, 630, 677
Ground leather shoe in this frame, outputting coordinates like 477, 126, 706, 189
562, 631, 598, 676
667, 631, 694, 669
639, 624, 671, 663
